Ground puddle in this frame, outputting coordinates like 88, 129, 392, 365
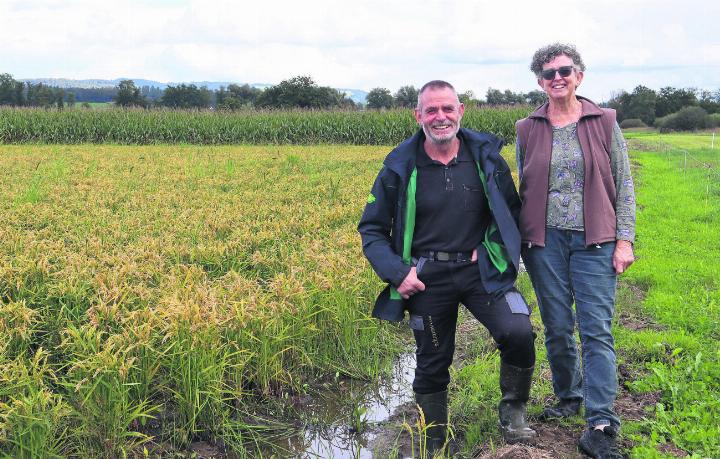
251, 352, 416, 458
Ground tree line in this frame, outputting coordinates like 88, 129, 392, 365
365, 86, 547, 109
608, 86, 720, 130
4, 72, 720, 129
0, 73, 73, 109
2, 72, 545, 111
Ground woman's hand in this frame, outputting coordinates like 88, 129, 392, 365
613, 240, 635, 274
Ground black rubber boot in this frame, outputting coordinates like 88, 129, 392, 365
498, 363, 537, 444
415, 390, 448, 457
539, 398, 582, 420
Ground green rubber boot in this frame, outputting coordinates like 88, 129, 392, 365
498, 363, 537, 444
415, 390, 448, 457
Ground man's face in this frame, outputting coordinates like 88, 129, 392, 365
414, 87, 464, 145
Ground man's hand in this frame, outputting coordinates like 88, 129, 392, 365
397, 267, 426, 299
613, 240, 635, 274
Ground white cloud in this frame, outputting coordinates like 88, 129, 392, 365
1, 0, 718, 100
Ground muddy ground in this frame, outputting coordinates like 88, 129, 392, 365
158, 284, 687, 458
364, 290, 683, 459
174, 388, 673, 458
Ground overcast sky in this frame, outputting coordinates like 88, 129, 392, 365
2, 0, 718, 102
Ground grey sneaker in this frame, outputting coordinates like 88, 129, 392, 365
538, 398, 582, 420
578, 426, 623, 459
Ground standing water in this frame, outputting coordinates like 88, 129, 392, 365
254, 353, 417, 458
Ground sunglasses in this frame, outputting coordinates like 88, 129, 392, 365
540, 66, 576, 80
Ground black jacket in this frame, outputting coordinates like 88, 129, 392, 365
358, 128, 522, 321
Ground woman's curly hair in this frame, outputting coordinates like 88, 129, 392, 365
530, 43, 586, 76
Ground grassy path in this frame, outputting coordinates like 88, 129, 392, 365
447, 133, 719, 458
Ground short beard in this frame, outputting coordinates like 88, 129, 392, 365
423, 124, 458, 145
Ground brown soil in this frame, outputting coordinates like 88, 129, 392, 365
615, 282, 663, 332
472, 421, 585, 459
657, 442, 689, 457
188, 441, 225, 458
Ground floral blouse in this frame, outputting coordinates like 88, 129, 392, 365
516, 122, 636, 242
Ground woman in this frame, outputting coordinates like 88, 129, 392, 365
515, 43, 635, 459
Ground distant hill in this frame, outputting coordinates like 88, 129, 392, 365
20, 78, 369, 104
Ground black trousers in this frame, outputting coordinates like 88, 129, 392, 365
408, 259, 536, 394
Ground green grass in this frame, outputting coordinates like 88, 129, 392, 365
625, 131, 719, 151
452, 133, 719, 458
621, 134, 719, 456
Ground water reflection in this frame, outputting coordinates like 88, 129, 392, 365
252, 353, 416, 458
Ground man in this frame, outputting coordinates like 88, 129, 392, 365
358, 81, 536, 453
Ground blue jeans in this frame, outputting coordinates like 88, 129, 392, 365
522, 228, 620, 428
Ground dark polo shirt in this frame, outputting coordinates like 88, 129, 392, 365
412, 137, 490, 253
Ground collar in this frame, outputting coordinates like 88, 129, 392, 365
383, 128, 503, 179
416, 136, 471, 166
528, 95, 604, 121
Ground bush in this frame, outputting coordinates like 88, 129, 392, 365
619, 118, 647, 129
706, 113, 720, 129
654, 106, 707, 132
654, 114, 671, 131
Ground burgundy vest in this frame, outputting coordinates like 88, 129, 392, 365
516, 97, 617, 247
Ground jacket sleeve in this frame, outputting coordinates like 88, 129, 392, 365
357, 166, 412, 287
494, 154, 522, 227
515, 139, 525, 182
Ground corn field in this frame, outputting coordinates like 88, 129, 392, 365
0, 106, 530, 145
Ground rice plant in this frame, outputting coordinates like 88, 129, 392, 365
0, 144, 401, 455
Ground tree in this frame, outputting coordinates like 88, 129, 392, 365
458, 90, 478, 107
55, 88, 65, 110
64, 86, 116, 103
0, 73, 24, 106
656, 87, 698, 118
698, 89, 720, 114
394, 85, 418, 108
66, 92, 76, 108
216, 84, 261, 110
366, 88, 393, 109
0, 73, 15, 105
14, 80, 25, 106
607, 90, 630, 121
26, 82, 56, 108
484, 87, 542, 106
607, 86, 657, 124
625, 85, 657, 125
159, 84, 212, 109
140, 85, 163, 102
485, 88, 505, 105
114, 80, 147, 107
525, 90, 547, 106
255, 75, 350, 109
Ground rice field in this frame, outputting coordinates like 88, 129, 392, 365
0, 144, 407, 457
